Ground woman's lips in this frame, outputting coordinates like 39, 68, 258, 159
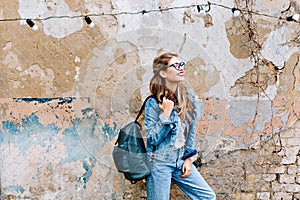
177, 72, 184, 76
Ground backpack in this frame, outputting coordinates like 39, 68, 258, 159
112, 95, 155, 184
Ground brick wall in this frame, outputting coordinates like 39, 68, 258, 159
120, 121, 300, 199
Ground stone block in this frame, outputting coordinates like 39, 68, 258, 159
272, 183, 300, 193
280, 138, 288, 146
273, 192, 293, 200
260, 183, 271, 192
269, 166, 285, 174
285, 184, 300, 193
271, 183, 283, 192
273, 183, 300, 193
279, 174, 295, 184
281, 129, 295, 138
296, 130, 300, 137
287, 165, 298, 174
282, 147, 300, 164
262, 174, 276, 182
256, 192, 270, 200
296, 175, 300, 184
287, 138, 300, 146
230, 193, 255, 200
294, 193, 300, 199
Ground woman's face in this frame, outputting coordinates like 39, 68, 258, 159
163, 56, 185, 83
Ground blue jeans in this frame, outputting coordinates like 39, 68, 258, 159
146, 156, 216, 200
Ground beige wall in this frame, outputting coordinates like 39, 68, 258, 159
1, 0, 299, 199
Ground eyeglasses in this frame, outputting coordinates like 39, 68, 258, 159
167, 62, 185, 70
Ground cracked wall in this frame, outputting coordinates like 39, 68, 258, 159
0, 0, 300, 199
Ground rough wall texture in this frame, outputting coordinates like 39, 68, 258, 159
0, 0, 299, 199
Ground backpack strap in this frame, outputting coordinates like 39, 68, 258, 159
135, 95, 156, 122
135, 95, 157, 158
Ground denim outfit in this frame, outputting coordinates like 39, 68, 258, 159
144, 88, 216, 200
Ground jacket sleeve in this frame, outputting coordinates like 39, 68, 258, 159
182, 88, 198, 159
144, 97, 176, 146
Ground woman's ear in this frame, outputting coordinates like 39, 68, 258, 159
159, 70, 167, 79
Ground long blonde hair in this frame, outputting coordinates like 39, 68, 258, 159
149, 53, 194, 124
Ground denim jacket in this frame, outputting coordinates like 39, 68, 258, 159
144, 87, 198, 162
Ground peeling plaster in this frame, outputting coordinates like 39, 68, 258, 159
228, 100, 257, 128
261, 25, 299, 68
77, 158, 97, 189
3, 51, 22, 71
0, 97, 119, 198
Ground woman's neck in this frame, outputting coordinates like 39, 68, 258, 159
165, 82, 178, 93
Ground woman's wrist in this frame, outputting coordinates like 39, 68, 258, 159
164, 110, 171, 119
185, 157, 192, 161
184, 158, 192, 165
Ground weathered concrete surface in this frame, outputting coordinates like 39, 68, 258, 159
0, 0, 300, 199
0, 98, 121, 199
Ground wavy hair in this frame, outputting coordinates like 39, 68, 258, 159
149, 53, 194, 124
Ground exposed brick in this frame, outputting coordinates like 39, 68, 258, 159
242, 193, 256, 200
279, 174, 295, 184
285, 184, 300, 193
244, 174, 257, 192
269, 166, 285, 174
282, 147, 300, 164
230, 193, 255, 200
296, 130, 300, 137
280, 138, 288, 146
280, 138, 300, 147
229, 193, 241, 199
262, 174, 276, 182
294, 193, 300, 199
273, 183, 300, 193
287, 165, 298, 174
296, 175, 300, 184
273, 192, 293, 200
295, 122, 300, 136
280, 129, 296, 138
259, 182, 271, 192
271, 183, 283, 192
256, 192, 270, 200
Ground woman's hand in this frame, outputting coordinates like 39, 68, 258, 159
159, 97, 174, 118
181, 158, 192, 178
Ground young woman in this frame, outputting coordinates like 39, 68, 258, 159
144, 53, 216, 200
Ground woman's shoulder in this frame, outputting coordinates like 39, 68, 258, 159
145, 95, 159, 107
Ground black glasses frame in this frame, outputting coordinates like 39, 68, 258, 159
166, 62, 185, 70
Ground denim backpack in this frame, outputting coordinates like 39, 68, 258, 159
112, 95, 155, 184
